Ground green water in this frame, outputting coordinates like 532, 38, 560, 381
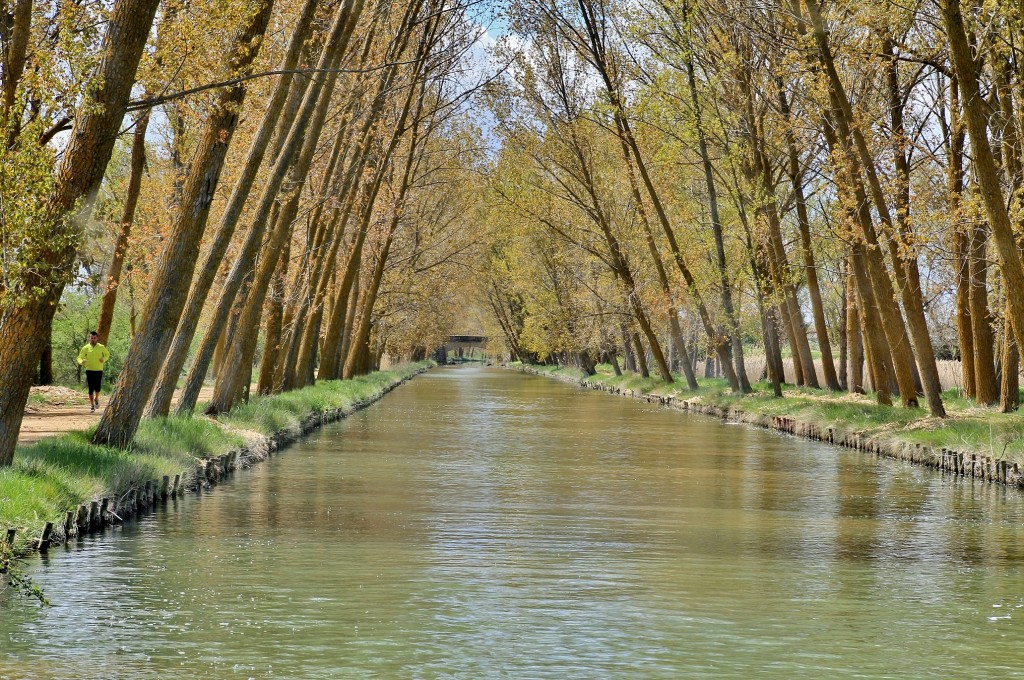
3, 367, 1024, 678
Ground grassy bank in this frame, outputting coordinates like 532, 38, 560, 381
0, 362, 431, 550
514, 362, 1024, 467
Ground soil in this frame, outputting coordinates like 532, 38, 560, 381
18, 386, 216, 446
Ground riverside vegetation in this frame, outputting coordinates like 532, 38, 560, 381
518, 362, 1024, 469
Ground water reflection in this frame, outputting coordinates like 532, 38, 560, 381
3, 367, 1024, 678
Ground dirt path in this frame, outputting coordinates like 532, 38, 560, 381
18, 386, 216, 446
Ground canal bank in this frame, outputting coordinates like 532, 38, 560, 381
513, 363, 1024, 489
0, 362, 432, 558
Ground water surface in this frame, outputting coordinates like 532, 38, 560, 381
3, 367, 1024, 678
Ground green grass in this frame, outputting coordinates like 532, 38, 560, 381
0, 361, 431, 545
223, 364, 425, 435
517, 362, 1024, 467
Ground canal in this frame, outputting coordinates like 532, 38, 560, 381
3, 366, 1024, 678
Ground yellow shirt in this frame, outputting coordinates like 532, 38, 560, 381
77, 342, 110, 371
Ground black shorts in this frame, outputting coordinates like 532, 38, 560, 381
85, 370, 103, 393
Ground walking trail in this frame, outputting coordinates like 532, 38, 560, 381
19, 385, 216, 445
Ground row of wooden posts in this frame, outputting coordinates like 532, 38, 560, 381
1, 452, 240, 555
553, 369, 1023, 489
761, 414, 1019, 484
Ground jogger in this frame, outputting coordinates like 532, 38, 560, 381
77, 331, 110, 412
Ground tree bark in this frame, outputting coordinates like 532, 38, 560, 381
948, 77, 975, 398
968, 223, 998, 404
257, 236, 289, 395
846, 264, 864, 394
37, 346, 52, 386
1001, 303, 1019, 412
620, 322, 636, 373
632, 331, 650, 378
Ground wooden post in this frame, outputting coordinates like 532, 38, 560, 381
100, 498, 109, 527
160, 476, 170, 501
89, 501, 100, 530
171, 473, 181, 496
38, 522, 53, 552
76, 504, 89, 533
143, 481, 152, 508
64, 510, 74, 539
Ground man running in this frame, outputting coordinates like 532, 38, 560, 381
77, 331, 110, 412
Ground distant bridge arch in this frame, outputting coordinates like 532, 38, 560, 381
434, 335, 489, 363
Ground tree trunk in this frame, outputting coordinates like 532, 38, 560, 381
617, 130, 698, 389
941, 0, 1024, 384
0, 0, 160, 466
334, 271, 362, 376
684, 48, 748, 391
968, 223, 998, 404
94, 0, 277, 447
943, 76, 975, 398
97, 110, 149, 344
145, 0, 319, 415
610, 353, 622, 376
1, 0, 33, 144
257, 236, 289, 395
207, 206, 293, 414
1001, 302, 1020, 412
838, 275, 848, 391
621, 322, 636, 373
849, 242, 893, 402
777, 77, 839, 390
804, 0, 930, 411
175, 0, 366, 415
846, 267, 864, 394
775, 296, 802, 386
632, 332, 650, 378
37, 320, 53, 386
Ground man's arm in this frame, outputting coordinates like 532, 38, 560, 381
101, 346, 110, 364
77, 344, 88, 365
